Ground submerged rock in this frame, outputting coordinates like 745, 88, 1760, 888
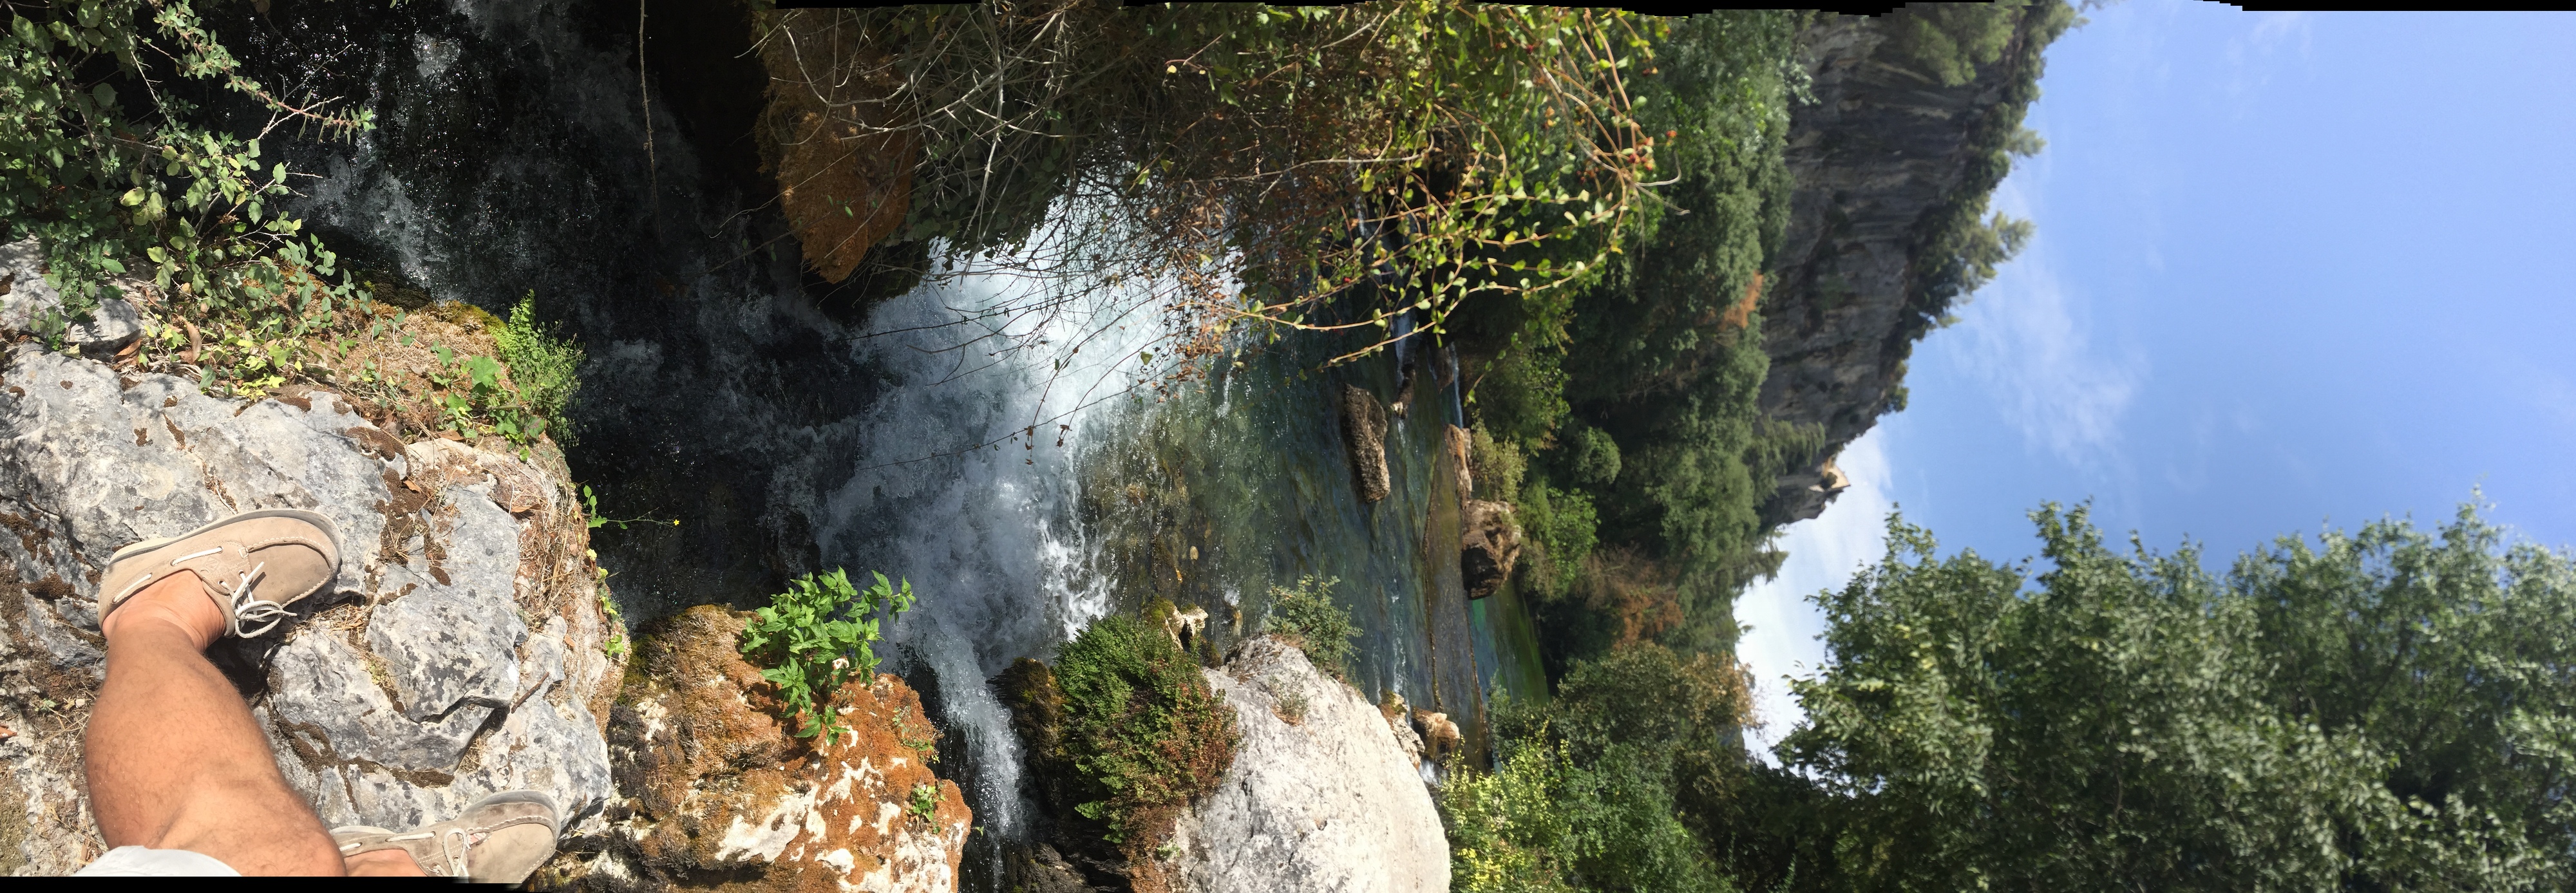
1460, 500, 1521, 599
0, 346, 620, 874
577, 605, 969, 892
1168, 636, 1448, 893
1340, 385, 1390, 503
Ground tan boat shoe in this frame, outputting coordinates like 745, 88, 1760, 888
332, 791, 563, 883
97, 508, 343, 639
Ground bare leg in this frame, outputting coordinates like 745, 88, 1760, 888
82, 571, 395, 875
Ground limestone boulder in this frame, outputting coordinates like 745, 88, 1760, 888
0, 345, 621, 875
577, 605, 970, 892
1167, 636, 1447, 893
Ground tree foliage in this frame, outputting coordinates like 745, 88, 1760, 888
1446, 643, 1755, 893
753, 1, 1668, 370
1754, 503, 2576, 891
0, 0, 367, 369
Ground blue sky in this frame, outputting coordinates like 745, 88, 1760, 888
1741, 3, 2576, 750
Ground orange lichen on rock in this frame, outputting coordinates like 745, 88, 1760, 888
600, 605, 969, 892
753, 14, 916, 283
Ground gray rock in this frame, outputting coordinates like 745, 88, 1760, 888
1757, 11, 2058, 523
0, 345, 624, 873
0, 238, 146, 350
367, 493, 526, 723
1168, 636, 1448, 893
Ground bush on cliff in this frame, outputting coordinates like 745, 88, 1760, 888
1264, 576, 1358, 682
1004, 613, 1238, 890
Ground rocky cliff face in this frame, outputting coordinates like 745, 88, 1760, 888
0, 343, 620, 873
0, 283, 971, 884
1758, 8, 2060, 523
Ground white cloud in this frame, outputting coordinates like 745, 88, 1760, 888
2223, 10, 2313, 111
1736, 428, 1897, 762
1951, 183, 2143, 469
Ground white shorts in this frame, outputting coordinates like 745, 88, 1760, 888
74, 845, 242, 876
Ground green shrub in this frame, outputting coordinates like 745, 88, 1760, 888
739, 569, 915, 740
1445, 648, 1755, 893
1470, 425, 1528, 504
1050, 614, 1238, 848
1, 0, 377, 388
1517, 480, 1600, 601
493, 291, 584, 438
1265, 575, 1358, 681
1560, 426, 1623, 487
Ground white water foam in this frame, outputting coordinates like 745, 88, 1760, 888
810, 247, 1173, 845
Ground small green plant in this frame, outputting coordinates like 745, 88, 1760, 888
493, 291, 585, 435
893, 711, 940, 763
592, 554, 629, 659
1274, 686, 1309, 725
1265, 576, 1358, 681
907, 782, 940, 824
739, 569, 916, 740
582, 485, 677, 531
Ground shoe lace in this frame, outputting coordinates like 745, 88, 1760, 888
439, 827, 473, 877
170, 547, 289, 637
375, 828, 477, 878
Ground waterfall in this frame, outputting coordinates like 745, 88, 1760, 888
808, 258, 1168, 858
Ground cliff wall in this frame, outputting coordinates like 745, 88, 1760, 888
1759, 6, 2067, 523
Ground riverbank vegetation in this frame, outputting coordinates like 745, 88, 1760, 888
751, 1, 1672, 375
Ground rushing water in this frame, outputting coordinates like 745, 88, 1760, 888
228, 0, 1544, 885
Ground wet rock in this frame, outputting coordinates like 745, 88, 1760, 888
0, 346, 621, 873
1340, 386, 1390, 503
1460, 500, 1520, 599
1004, 842, 1094, 893
1164, 603, 1209, 653
1380, 691, 1426, 769
1443, 424, 1473, 500
1409, 709, 1462, 769
1168, 636, 1447, 893
576, 605, 969, 892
